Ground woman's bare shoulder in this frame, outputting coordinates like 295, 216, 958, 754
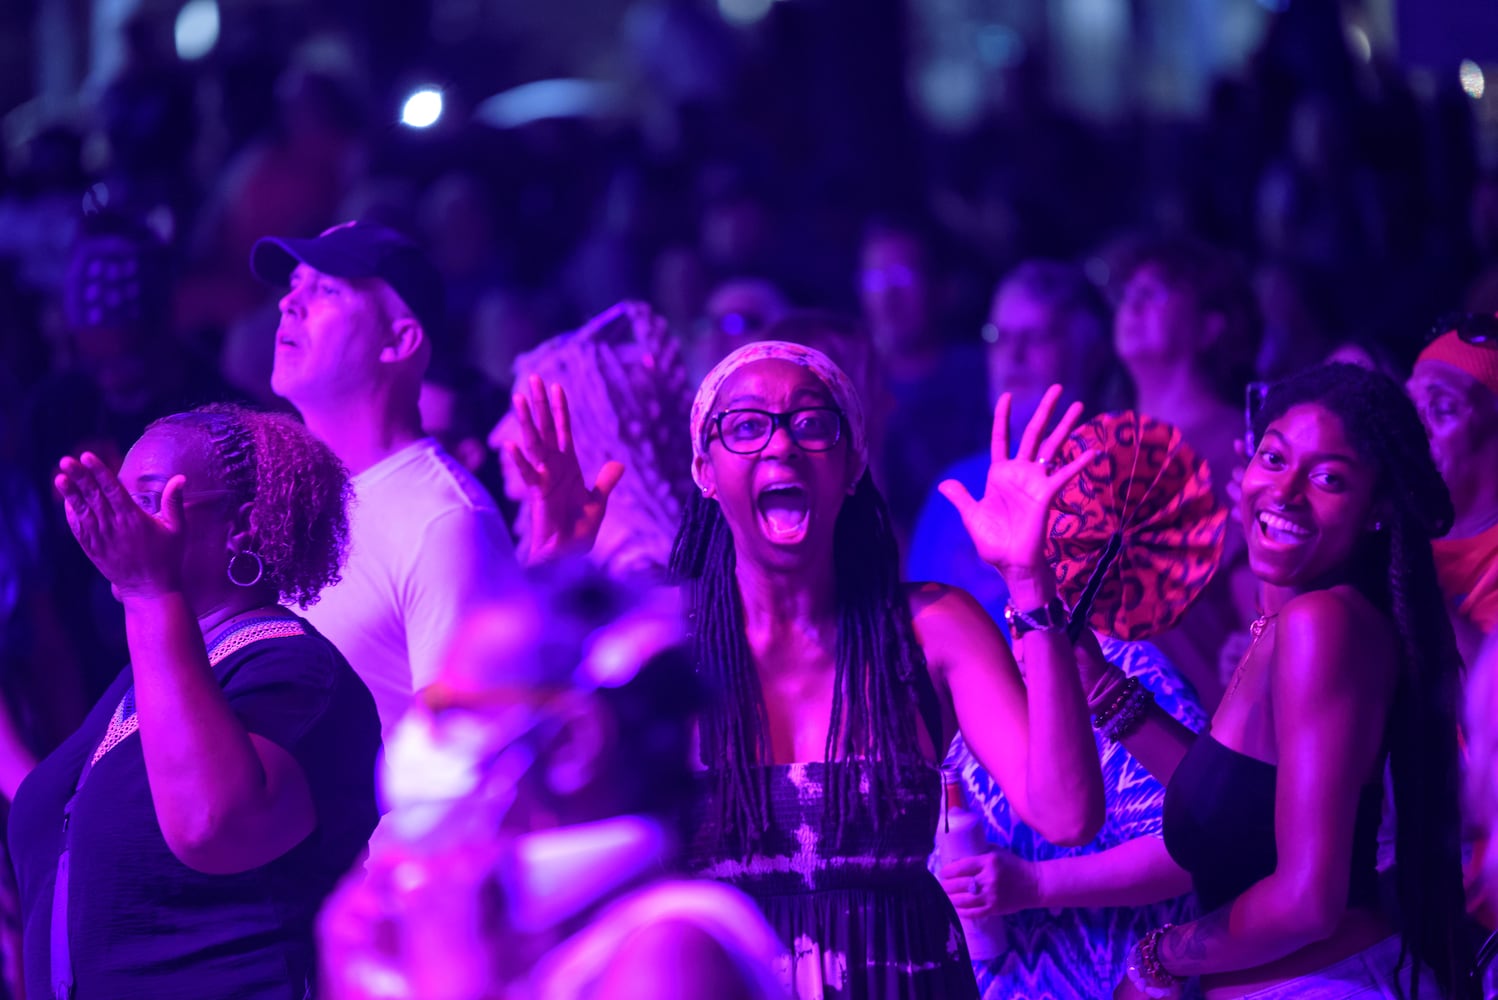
1273, 585, 1398, 685
903, 581, 986, 622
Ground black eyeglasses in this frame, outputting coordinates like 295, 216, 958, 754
1429, 312, 1498, 347
710, 407, 844, 455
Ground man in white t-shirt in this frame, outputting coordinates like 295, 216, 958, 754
251, 221, 618, 731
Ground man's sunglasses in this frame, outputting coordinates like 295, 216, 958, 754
1428, 312, 1498, 347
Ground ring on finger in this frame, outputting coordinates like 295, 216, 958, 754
971, 877, 982, 895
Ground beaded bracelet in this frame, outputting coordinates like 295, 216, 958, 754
1125, 925, 1183, 998
1091, 675, 1141, 728
1086, 664, 1130, 712
1102, 685, 1153, 743
1142, 925, 1183, 984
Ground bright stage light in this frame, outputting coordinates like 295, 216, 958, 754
402, 88, 444, 128
1461, 60, 1486, 101
174, 0, 220, 61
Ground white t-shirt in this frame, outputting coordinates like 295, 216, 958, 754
300, 437, 520, 732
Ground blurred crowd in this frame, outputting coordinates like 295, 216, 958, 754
1, 0, 1492, 722
2, 1, 1498, 998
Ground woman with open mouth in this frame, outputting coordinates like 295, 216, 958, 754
672, 340, 1106, 998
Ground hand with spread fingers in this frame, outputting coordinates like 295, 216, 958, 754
53, 451, 187, 598
937, 384, 1096, 581
506, 374, 626, 566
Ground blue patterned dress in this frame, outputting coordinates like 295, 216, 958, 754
945, 638, 1206, 1000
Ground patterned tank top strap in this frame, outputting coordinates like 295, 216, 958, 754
206, 616, 307, 663
88, 615, 306, 769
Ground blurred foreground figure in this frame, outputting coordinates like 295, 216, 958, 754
319, 565, 787, 1000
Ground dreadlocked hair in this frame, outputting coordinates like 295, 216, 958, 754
148, 404, 353, 608
1255, 364, 1471, 999
668, 470, 929, 859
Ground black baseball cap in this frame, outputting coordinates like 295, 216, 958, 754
251, 221, 446, 340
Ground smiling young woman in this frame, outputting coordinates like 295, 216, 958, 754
671, 341, 1106, 999
1054, 363, 1472, 1000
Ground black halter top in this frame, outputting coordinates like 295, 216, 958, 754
1162, 733, 1384, 913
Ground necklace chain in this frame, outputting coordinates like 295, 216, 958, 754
1224, 613, 1278, 705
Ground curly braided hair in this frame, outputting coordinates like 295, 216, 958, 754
148, 405, 352, 608
1255, 363, 1470, 999
668, 472, 929, 858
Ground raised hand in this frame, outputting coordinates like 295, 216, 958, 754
53, 452, 186, 598
938, 385, 1095, 581
506, 374, 625, 566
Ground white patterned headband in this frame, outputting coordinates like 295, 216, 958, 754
689, 340, 868, 489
